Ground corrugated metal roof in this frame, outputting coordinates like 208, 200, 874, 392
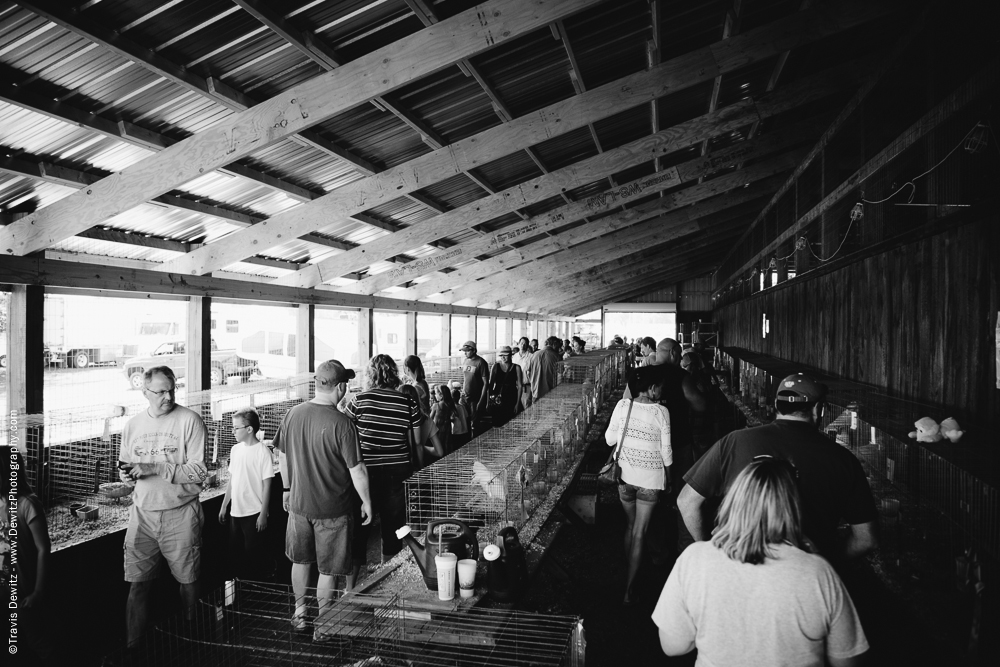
0, 0, 895, 310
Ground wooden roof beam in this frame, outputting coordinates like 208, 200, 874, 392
718, 58, 1000, 289
439, 169, 786, 305
2, 0, 604, 256
151, 4, 886, 278
699, 1, 743, 160
17, 0, 376, 178
556, 244, 738, 315
347, 123, 812, 297
274, 53, 865, 290
484, 205, 761, 310
0, 254, 533, 318
526, 226, 747, 313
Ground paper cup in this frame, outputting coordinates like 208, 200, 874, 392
458, 559, 477, 598
435, 553, 458, 601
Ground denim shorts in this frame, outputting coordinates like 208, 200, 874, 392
618, 482, 660, 505
286, 511, 353, 576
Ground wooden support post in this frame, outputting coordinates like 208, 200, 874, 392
467, 316, 477, 347
487, 317, 497, 352
296, 303, 315, 400
440, 314, 451, 359
358, 308, 373, 371
7, 284, 45, 499
406, 311, 417, 356
186, 296, 211, 392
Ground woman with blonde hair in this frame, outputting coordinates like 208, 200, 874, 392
653, 458, 869, 667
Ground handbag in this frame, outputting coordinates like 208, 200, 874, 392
598, 399, 633, 487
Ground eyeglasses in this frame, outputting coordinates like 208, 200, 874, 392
144, 387, 175, 398
232, 425, 250, 432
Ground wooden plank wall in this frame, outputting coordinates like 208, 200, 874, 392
714, 215, 1000, 433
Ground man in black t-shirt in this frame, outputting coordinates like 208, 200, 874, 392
679, 373, 878, 567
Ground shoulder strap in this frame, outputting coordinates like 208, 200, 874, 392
612, 399, 634, 461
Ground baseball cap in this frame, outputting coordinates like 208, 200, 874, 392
776, 373, 827, 403
316, 359, 355, 386
460, 340, 477, 351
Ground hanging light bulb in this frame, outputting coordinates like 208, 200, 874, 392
795, 237, 808, 251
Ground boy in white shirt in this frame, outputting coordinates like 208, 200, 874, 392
219, 408, 274, 580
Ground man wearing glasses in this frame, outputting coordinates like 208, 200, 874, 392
118, 366, 209, 645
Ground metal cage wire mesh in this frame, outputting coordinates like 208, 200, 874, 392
405, 350, 626, 544
108, 579, 584, 667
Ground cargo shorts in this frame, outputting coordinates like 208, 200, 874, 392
124, 501, 203, 584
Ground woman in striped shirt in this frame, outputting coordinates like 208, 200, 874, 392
344, 354, 422, 565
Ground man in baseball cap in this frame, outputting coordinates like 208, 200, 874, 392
273, 358, 371, 636
679, 371, 877, 569
459, 340, 489, 432
775, 373, 828, 404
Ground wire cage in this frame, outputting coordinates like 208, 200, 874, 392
15, 372, 318, 551
714, 349, 999, 582
106, 579, 585, 667
405, 350, 626, 544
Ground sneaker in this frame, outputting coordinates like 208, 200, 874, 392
290, 613, 309, 631
313, 625, 343, 645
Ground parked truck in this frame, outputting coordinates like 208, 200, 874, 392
121, 339, 257, 389
44, 294, 186, 368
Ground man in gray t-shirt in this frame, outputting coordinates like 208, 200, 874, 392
275, 360, 372, 634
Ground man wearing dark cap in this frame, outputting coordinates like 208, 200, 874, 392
459, 340, 490, 433
679, 373, 878, 567
274, 360, 372, 638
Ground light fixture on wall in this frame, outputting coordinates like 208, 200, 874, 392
850, 202, 864, 222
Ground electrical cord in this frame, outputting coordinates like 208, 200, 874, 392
860, 121, 982, 205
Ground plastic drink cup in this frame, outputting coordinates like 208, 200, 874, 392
458, 559, 477, 598
435, 553, 458, 601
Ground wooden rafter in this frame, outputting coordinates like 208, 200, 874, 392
15, 0, 377, 177
145, 5, 883, 280
0, 67, 327, 204
530, 227, 748, 314
387, 55, 870, 300
718, 58, 1000, 288
442, 169, 788, 306
0, 255, 536, 320
346, 121, 814, 296
2, 0, 606, 257
274, 68, 875, 293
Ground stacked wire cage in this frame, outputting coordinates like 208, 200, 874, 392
16, 373, 317, 551
715, 349, 998, 585
405, 350, 626, 543
108, 579, 585, 666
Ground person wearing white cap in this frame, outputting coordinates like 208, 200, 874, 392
459, 340, 490, 433
678, 373, 878, 568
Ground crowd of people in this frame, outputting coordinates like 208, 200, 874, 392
104, 334, 587, 646
4, 329, 878, 665
604, 333, 877, 665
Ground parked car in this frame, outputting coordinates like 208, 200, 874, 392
121, 339, 257, 389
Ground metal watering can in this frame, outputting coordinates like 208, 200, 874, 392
396, 519, 479, 591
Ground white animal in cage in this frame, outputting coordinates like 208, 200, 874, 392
472, 460, 506, 500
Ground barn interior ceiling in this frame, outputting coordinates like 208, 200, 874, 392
0, 0, 900, 315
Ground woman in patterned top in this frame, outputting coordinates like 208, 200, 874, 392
605, 364, 672, 605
